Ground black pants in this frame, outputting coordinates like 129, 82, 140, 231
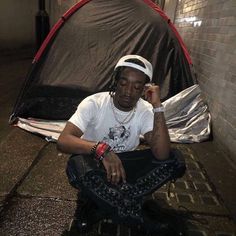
66, 148, 186, 223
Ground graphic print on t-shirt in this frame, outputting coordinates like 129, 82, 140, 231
103, 125, 131, 152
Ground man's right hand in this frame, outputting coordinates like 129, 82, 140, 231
102, 151, 126, 184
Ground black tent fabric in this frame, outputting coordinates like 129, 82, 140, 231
11, 0, 196, 122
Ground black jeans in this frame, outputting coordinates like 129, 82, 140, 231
66, 148, 186, 223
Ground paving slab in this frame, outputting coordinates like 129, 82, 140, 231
189, 142, 236, 220
185, 214, 236, 236
0, 197, 76, 236
0, 129, 46, 201
151, 145, 229, 216
17, 143, 78, 201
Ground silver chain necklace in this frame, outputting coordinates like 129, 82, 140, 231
110, 98, 136, 125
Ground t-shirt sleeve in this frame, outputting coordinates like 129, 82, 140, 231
140, 108, 154, 135
68, 97, 96, 132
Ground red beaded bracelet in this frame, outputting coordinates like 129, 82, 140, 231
93, 142, 112, 161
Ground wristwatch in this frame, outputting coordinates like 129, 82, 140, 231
153, 105, 165, 113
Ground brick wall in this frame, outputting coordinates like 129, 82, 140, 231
173, 0, 236, 161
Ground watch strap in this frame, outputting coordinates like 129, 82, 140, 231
153, 105, 164, 113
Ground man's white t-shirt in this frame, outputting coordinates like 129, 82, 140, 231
69, 92, 154, 153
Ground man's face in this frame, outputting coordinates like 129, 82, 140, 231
113, 67, 146, 111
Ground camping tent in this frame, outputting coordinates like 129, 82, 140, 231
10, 0, 210, 142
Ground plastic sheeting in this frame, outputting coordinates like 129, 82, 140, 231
15, 118, 65, 141
15, 84, 211, 143
164, 84, 211, 143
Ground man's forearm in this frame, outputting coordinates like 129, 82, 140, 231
150, 112, 170, 160
144, 85, 170, 160
57, 134, 95, 155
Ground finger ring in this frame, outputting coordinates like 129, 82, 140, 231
111, 172, 117, 176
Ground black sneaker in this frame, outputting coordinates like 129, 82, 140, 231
74, 195, 105, 233
141, 199, 187, 235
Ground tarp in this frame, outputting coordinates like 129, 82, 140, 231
164, 85, 211, 143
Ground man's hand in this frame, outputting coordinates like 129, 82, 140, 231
102, 151, 126, 184
144, 84, 162, 108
